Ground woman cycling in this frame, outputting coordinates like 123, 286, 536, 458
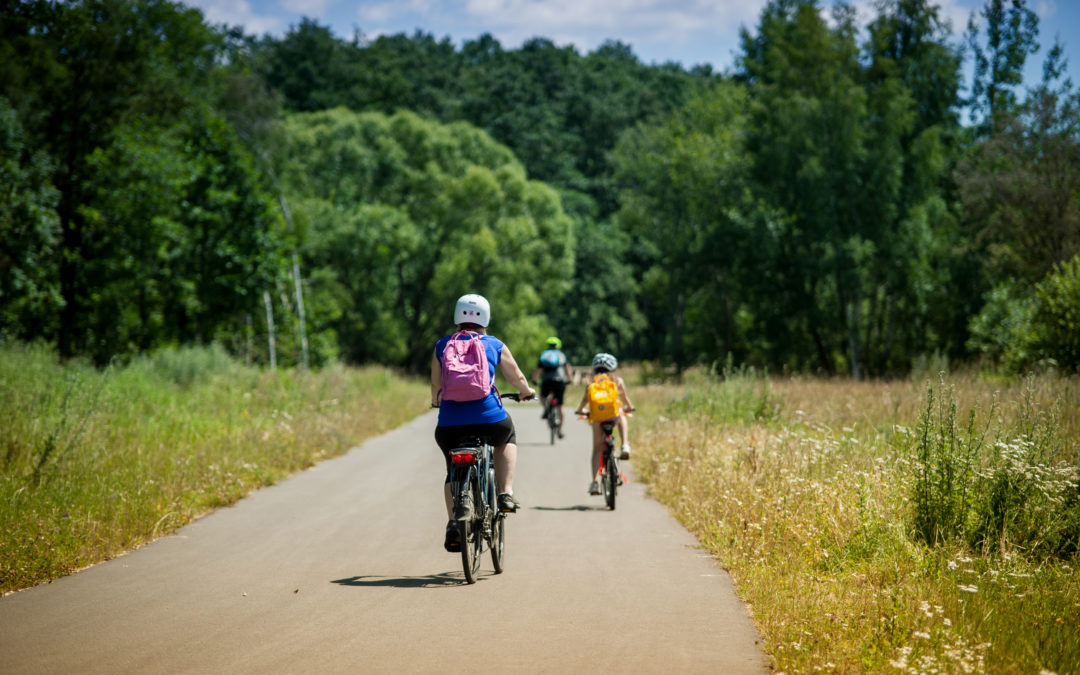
431, 293, 535, 552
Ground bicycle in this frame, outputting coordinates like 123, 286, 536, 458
577, 411, 631, 510
448, 392, 523, 584
543, 393, 562, 445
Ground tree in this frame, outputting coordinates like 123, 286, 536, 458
1, 0, 286, 364
967, 0, 1039, 133
0, 97, 61, 340
279, 108, 574, 370
958, 83, 1080, 284
613, 83, 756, 370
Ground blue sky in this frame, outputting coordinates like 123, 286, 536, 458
183, 0, 1080, 92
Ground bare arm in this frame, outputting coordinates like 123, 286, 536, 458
430, 350, 442, 407
617, 376, 634, 411
499, 346, 536, 399
575, 388, 589, 414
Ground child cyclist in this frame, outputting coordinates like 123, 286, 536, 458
574, 352, 635, 496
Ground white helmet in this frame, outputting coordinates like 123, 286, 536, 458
454, 294, 491, 327
592, 352, 618, 371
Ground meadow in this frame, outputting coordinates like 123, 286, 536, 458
0, 343, 428, 594
4, 343, 1079, 673
630, 365, 1080, 674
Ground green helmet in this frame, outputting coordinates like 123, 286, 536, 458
545, 336, 562, 350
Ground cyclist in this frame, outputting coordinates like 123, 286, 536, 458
432, 293, 535, 552
574, 352, 636, 495
531, 336, 574, 439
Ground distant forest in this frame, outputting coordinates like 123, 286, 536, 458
2, 0, 1078, 376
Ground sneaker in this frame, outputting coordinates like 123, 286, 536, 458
453, 495, 472, 521
619, 444, 631, 460
557, 430, 564, 439
444, 521, 461, 552
497, 492, 520, 513
588, 481, 600, 495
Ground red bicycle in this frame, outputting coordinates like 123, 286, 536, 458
577, 412, 631, 510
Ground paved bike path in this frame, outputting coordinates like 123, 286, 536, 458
0, 403, 769, 674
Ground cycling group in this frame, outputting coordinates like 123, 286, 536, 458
431, 293, 635, 580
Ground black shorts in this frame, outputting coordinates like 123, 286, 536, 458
434, 417, 517, 480
540, 380, 567, 404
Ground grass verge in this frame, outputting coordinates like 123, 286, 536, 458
632, 369, 1080, 674
0, 342, 428, 595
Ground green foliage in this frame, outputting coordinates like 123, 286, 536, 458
0, 97, 61, 339
1031, 255, 1080, 372
907, 379, 986, 545
0, 0, 287, 365
279, 108, 573, 369
969, 257, 1080, 373
966, 0, 1040, 132
0, 0, 1072, 378
133, 343, 239, 387
613, 83, 756, 369
966, 279, 1038, 370
901, 377, 1080, 557
667, 359, 781, 426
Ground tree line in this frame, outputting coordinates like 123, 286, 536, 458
2, 0, 1078, 376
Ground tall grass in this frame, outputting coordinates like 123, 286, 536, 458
633, 369, 1080, 673
0, 342, 428, 594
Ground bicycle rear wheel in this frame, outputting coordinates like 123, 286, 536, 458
459, 476, 484, 584
603, 448, 617, 510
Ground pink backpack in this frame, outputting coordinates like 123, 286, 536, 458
440, 331, 494, 402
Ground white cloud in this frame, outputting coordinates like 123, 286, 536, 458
460, 0, 763, 42
182, 0, 282, 34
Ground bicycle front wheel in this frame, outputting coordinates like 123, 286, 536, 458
490, 513, 505, 573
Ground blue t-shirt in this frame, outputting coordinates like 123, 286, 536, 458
435, 333, 507, 426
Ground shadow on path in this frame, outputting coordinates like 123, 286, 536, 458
532, 505, 607, 512
330, 573, 479, 589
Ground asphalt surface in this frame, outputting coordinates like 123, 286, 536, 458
0, 401, 770, 674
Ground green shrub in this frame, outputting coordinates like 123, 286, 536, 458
668, 358, 781, 425
1031, 254, 1080, 373
908, 379, 985, 545
133, 343, 238, 387
966, 279, 1037, 372
903, 378, 1080, 558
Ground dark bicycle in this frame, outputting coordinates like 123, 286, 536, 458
448, 392, 522, 583
543, 393, 562, 445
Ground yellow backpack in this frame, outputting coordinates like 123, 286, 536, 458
587, 373, 620, 421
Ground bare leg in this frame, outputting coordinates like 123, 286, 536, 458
444, 482, 453, 518
591, 422, 604, 482
617, 415, 630, 446
494, 442, 517, 494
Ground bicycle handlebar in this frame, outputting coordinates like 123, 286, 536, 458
432, 391, 534, 408
501, 392, 535, 402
